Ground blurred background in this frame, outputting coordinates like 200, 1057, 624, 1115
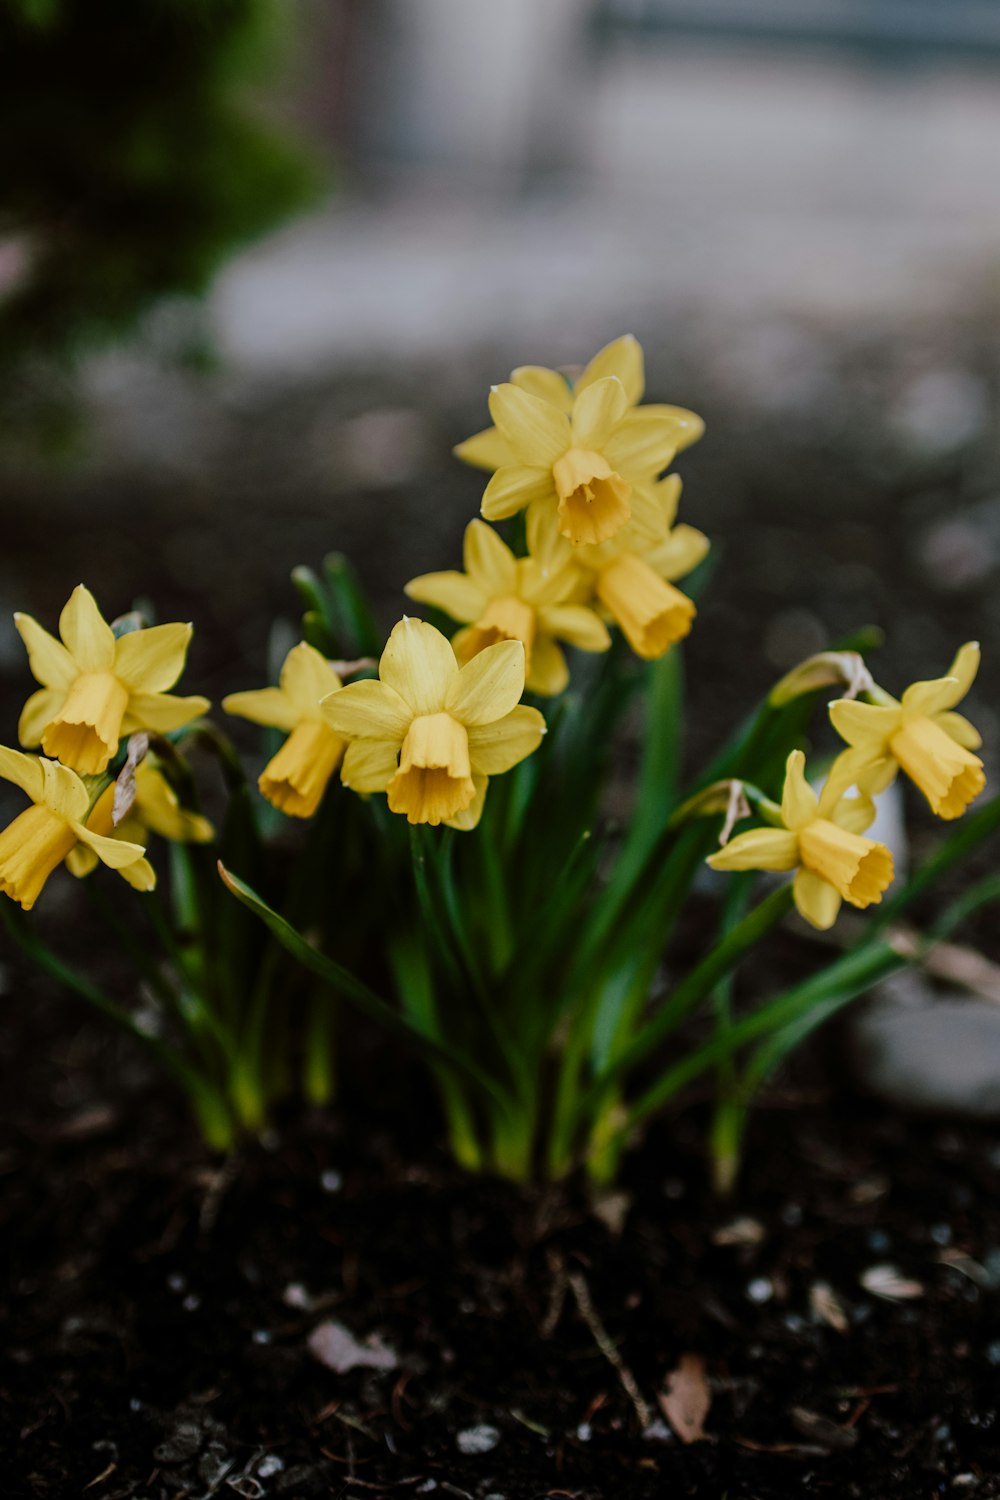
3, 0, 1000, 765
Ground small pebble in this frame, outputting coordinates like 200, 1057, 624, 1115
182, 1294, 201, 1312
167, 1272, 186, 1294
416, 1483, 438, 1494
576, 1422, 592, 1442
252, 1329, 272, 1345
746, 1277, 774, 1304
642, 1417, 674, 1443
455, 1423, 501, 1455
321, 1169, 343, 1193
781, 1203, 803, 1227
930, 1223, 953, 1247
257, 1455, 284, 1478
985, 1340, 1000, 1366
868, 1229, 891, 1253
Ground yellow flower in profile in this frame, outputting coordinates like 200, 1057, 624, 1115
15, 585, 209, 777
223, 643, 347, 819
829, 643, 985, 821
529, 475, 710, 660
404, 520, 611, 696
707, 750, 894, 930
0, 747, 154, 910
321, 618, 545, 829
66, 761, 213, 880
454, 335, 703, 548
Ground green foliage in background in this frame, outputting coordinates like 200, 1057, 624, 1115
0, 0, 319, 408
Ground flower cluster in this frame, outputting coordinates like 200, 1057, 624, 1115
709, 644, 985, 928
1, 585, 210, 909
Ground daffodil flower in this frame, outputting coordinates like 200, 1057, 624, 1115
828, 642, 985, 821
404, 520, 610, 696
15, 585, 209, 777
528, 475, 710, 660
454, 335, 703, 548
321, 618, 546, 829
223, 643, 347, 819
66, 761, 213, 880
706, 750, 894, 930
0, 747, 154, 910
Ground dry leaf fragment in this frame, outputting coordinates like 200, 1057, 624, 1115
860, 1265, 924, 1301
307, 1319, 398, 1374
658, 1353, 711, 1444
809, 1280, 849, 1334
711, 1216, 766, 1248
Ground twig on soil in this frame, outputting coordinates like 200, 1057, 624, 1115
540, 1247, 569, 1338
198, 1152, 241, 1237
558, 1257, 651, 1428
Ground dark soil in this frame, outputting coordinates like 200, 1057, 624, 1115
4, 975, 1000, 1500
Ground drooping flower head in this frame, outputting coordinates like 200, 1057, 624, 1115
829, 643, 985, 821
455, 335, 703, 549
322, 618, 545, 829
223, 642, 347, 819
529, 475, 710, 661
66, 760, 213, 880
404, 520, 610, 696
15, 585, 209, 776
707, 750, 894, 930
0, 747, 154, 910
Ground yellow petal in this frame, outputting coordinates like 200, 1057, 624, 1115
596, 553, 694, 658
17, 688, 65, 748
792, 868, 842, 930
223, 686, 301, 733
59, 585, 115, 673
0, 805, 77, 909
13, 612, 77, 689
481, 465, 555, 522
279, 642, 343, 719
380, 617, 458, 716
453, 425, 516, 472
646, 523, 711, 584
827, 791, 877, 835
828, 699, 901, 750
66, 842, 98, 879
467, 705, 546, 773
41, 758, 90, 821
901, 641, 980, 717
404, 570, 485, 623
323, 678, 411, 741
934, 710, 982, 751
463, 519, 518, 596
601, 408, 685, 476
0, 745, 45, 805
554, 449, 632, 545
511, 364, 573, 410
387, 713, 475, 825
113, 622, 192, 693
526, 500, 576, 576
780, 750, 819, 831
444, 773, 488, 831
340, 737, 399, 793
570, 376, 628, 449
525, 635, 569, 696
117, 856, 157, 892
72, 822, 149, 871
799, 819, 893, 907
135, 765, 214, 843
488, 383, 571, 467
446, 639, 525, 726
576, 334, 644, 407
538, 604, 612, 653
707, 828, 800, 873
890, 717, 985, 820
259, 721, 345, 819
41, 672, 129, 775
121, 692, 210, 735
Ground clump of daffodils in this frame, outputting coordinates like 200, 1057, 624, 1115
4, 334, 996, 1188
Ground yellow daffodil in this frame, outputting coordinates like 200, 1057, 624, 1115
15, 585, 209, 777
223, 642, 347, 819
66, 761, 213, 880
0, 747, 154, 909
404, 519, 611, 696
707, 750, 894, 930
528, 475, 710, 660
828, 642, 985, 821
454, 335, 703, 548
321, 618, 546, 829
